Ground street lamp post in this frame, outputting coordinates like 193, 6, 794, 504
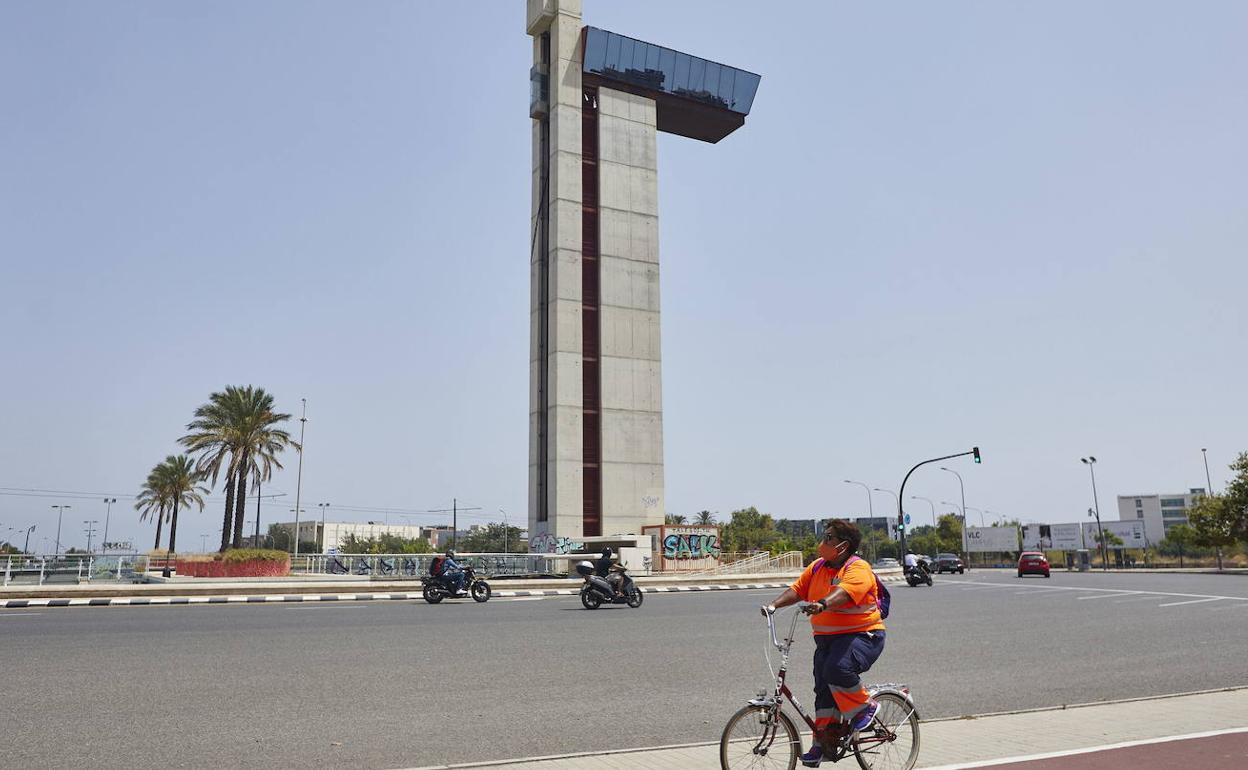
842, 481, 875, 561
498, 508, 510, 554
21, 525, 35, 555
872, 488, 900, 540
101, 498, 117, 554
289, 509, 306, 553
51, 505, 71, 557
83, 520, 99, 553
939, 467, 970, 567
1201, 448, 1214, 493
317, 503, 331, 553
292, 398, 307, 560
910, 496, 937, 529
1081, 457, 1107, 571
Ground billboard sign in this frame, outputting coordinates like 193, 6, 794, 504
965, 526, 1019, 552
1083, 520, 1146, 549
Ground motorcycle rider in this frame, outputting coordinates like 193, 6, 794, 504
595, 547, 624, 597
903, 549, 919, 575
440, 549, 468, 596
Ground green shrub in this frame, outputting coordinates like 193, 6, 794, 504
222, 548, 289, 564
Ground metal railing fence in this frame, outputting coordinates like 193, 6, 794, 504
2, 554, 146, 586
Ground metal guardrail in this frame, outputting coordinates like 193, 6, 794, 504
292, 553, 569, 579
689, 550, 804, 576
2, 555, 146, 586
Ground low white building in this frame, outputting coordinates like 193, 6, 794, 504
1116, 488, 1206, 544
272, 520, 450, 554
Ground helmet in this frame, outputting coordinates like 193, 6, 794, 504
601, 547, 613, 558
575, 560, 595, 577
445, 549, 456, 559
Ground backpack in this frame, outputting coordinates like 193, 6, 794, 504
814, 555, 891, 620
429, 556, 445, 577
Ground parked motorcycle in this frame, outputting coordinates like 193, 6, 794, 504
422, 565, 491, 604
904, 563, 933, 587
575, 561, 643, 609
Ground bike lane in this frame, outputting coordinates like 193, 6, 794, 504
967, 730, 1248, 770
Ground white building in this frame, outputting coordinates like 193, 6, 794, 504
272, 521, 451, 554
1116, 488, 1206, 544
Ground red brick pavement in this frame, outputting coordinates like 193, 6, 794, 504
977, 731, 1248, 770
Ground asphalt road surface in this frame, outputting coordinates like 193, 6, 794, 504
3, 571, 1246, 770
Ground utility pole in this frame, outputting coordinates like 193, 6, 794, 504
293, 398, 307, 559
101, 498, 117, 554
83, 520, 99, 553
1081, 457, 1107, 571
52, 505, 71, 557
427, 499, 481, 550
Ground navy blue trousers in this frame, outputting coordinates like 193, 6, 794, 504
812, 631, 886, 724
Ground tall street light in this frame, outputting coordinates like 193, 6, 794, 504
964, 506, 986, 527
51, 505, 71, 557
289, 509, 306, 552
843, 480, 874, 520
101, 498, 117, 554
910, 496, 937, 529
872, 488, 899, 539
317, 503, 331, 554
1201, 448, 1215, 493
1081, 456, 1107, 571
292, 398, 307, 560
939, 467, 969, 562
498, 508, 510, 554
843, 481, 875, 561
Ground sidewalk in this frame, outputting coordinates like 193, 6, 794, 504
402, 688, 1248, 770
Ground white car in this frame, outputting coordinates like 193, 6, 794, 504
872, 558, 901, 569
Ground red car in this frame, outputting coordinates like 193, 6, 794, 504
1017, 552, 1051, 578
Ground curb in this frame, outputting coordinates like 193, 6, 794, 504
0, 576, 906, 610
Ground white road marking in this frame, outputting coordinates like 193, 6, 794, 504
917, 726, 1248, 770
1076, 593, 1124, 600
953, 579, 1248, 603
1014, 588, 1066, 595
1112, 595, 1159, 603
0, 612, 41, 617
1157, 597, 1224, 608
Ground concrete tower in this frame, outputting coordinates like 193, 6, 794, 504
527, 0, 759, 547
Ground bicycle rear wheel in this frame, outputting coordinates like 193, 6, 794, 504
719, 704, 799, 770
853, 692, 920, 770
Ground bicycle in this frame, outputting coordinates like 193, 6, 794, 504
719, 605, 920, 770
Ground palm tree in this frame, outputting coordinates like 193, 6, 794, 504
135, 467, 169, 550
181, 386, 296, 551
665, 513, 687, 525
158, 454, 208, 556
694, 510, 715, 526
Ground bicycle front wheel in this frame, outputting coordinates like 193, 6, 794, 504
853, 692, 920, 770
719, 704, 800, 770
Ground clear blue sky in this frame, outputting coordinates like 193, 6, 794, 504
2, 1, 1245, 551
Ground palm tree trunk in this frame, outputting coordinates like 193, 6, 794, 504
231, 454, 249, 548
220, 471, 235, 552
168, 499, 180, 554
154, 506, 165, 550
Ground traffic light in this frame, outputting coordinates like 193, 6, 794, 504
972, 446, 982, 464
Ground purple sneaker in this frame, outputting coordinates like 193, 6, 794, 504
849, 700, 880, 732
800, 743, 823, 767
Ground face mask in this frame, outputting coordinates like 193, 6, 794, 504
819, 539, 849, 563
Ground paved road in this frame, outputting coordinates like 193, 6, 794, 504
2, 571, 1246, 770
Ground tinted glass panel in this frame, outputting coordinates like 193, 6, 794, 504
583, 27, 608, 72
733, 71, 760, 112
604, 32, 620, 73
582, 27, 760, 116
658, 48, 676, 90
673, 52, 691, 92
645, 41, 661, 72
687, 57, 705, 94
